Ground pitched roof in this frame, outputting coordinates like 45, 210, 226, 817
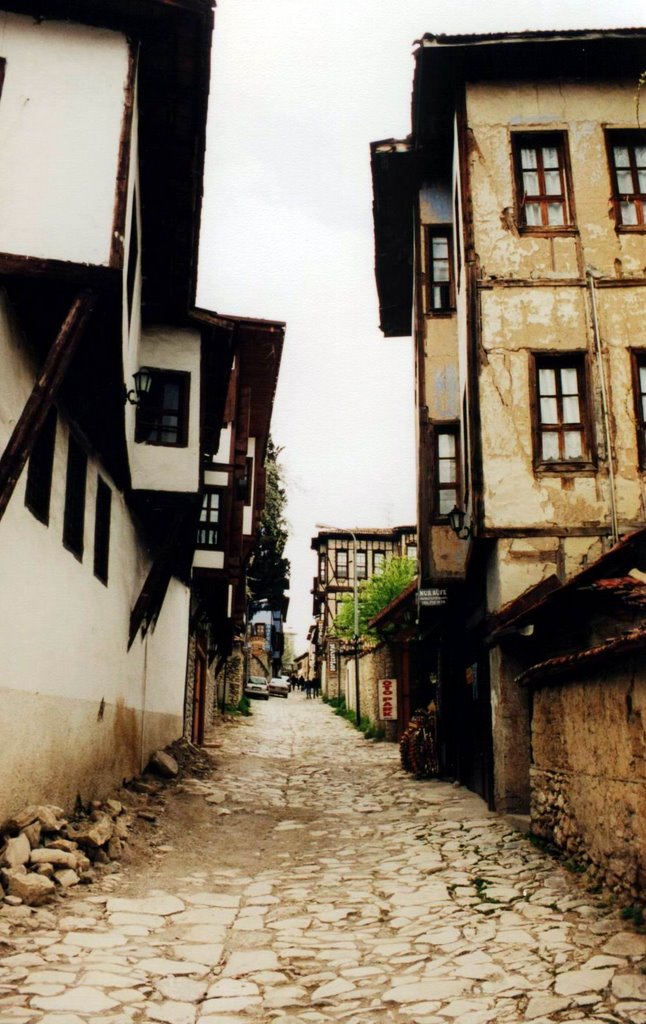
516, 627, 646, 687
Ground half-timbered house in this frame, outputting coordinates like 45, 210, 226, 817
310, 525, 417, 702
372, 28, 646, 811
0, 1, 283, 817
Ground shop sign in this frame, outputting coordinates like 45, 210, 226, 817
328, 641, 338, 676
378, 678, 398, 720
418, 587, 448, 607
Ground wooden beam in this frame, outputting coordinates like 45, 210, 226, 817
0, 289, 97, 526
128, 514, 186, 650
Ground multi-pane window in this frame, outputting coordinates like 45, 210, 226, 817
319, 552, 327, 583
608, 131, 646, 227
196, 489, 223, 549
336, 548, 348, 579
426, 229, 454, 312
513, 133, 570, 229
94, 477, 111, 585
135, 370, 189, 447
534, 357, 589, 465
356, 550, 367, 579
632, 352, 646, 467
63, 435, 87, 558
434, 427, 459, 519
373, 550, 385, 574
25, 408, 57, 525
407, 544, 418, 561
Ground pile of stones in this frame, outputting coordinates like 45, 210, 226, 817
0, 798, 134, 908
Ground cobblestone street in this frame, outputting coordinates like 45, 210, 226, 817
2, 693, 646, 1024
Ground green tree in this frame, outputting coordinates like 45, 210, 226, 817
248, 438, 290, 611
331, 555, 416, 641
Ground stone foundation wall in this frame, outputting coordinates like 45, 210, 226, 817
530, 660, 646, 899
215, 644, 244, 710
183, 634, 197, 741
359, 646, 397, 741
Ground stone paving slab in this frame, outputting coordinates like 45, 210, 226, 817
1, 693, 645, 1022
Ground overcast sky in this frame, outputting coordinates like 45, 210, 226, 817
197, 0, 646, 650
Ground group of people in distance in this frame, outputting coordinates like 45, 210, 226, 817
288, 673, 321, 699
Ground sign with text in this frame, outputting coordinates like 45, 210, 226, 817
378, 678, 398, 720
418, 587, 448, 607
328, 641, 338, 676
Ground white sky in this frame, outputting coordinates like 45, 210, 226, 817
197, 0, 646, 650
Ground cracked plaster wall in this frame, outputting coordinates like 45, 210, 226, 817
462, 79, 646, 554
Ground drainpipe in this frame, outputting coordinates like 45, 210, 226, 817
587, 270, 619, 546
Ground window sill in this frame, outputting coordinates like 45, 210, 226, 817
534, 461, 596, 476
518, 226, 578, 237
425, 310, 456, 319
615, 224, 646, 234
134, 438, 188, 449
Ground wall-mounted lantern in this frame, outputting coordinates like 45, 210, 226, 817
448, 504, 471, 540
124, 367, 153, 406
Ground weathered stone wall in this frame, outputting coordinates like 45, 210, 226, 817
183, 634, 197, 741
359, 646, 397, 741
215, 643, 244, 710
530, 660, 646, 898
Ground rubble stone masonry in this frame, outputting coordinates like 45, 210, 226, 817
530, 661, 646, 899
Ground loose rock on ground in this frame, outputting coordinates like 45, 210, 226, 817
0, 693, 645, 1023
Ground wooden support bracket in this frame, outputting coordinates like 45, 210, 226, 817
0, 289, 97, 526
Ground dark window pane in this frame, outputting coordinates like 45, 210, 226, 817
63, 435, 87, 558
196, 489, 224, 549
135, 371, 189, 446
25, 408, 57, 525
94, 477, 111, 585
428, 230, 454, 312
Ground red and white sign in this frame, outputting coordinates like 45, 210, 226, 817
378, 678, 398, 720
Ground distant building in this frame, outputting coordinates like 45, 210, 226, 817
310, 526, 416, 700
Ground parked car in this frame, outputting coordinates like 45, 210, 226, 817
245, 675, 269, 700
268, 676, 289, 698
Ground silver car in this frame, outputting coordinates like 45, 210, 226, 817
244, 675, 269, 700
268, 676, 289, 698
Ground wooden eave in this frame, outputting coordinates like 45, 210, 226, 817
235, 321, 285, 447
311, 525, 417, 550
370, 140, 414, 338
413, 29, 646, 152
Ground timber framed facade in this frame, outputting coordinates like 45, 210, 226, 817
372, 28, 646, 813
0, 0, 284, 817
310, 525, 417, 706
